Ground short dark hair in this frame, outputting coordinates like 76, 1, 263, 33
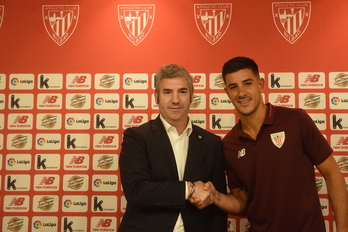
222, 57, 260, 82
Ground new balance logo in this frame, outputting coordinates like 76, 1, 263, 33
238, 149, 246, 158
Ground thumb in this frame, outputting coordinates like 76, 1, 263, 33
203, 181, 211, 191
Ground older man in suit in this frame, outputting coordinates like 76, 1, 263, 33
119, 64, 227, 232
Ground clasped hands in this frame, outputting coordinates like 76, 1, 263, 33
188, 181, 217, 210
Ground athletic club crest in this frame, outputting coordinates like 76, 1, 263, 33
270, 131, 285, 148
42, 5, 79, 46
118, 4, 155, 46
194, 3, 232, 45
0, 5, 4, 29
272, 1, 311, 44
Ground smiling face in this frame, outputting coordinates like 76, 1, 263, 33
155, 76, 192, 127
224, 68, 265, 117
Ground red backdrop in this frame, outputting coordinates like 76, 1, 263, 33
0, 0, 347, 231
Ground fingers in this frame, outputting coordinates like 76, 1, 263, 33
188, 181, 216, 210
188, 197, 201, 206
189, 197, 207, 210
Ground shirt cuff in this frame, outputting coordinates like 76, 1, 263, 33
185, 181, 189, 200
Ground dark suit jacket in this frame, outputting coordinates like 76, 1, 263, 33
118, 116, 227, 232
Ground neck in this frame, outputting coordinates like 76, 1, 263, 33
175, 119, 189, 135
240, 104, 268, 140
165, 117, 189, 136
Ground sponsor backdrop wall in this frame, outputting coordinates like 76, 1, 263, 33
0, 0, 347, 231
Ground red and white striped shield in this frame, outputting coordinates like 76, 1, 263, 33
272, 2, 311, 44
118, 4, 155, 46
270, 131, 285, 149
194, 3, 232, 45
42, 5, 79, 46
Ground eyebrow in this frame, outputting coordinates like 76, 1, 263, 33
162, 87, 188, 91
227, 78, 254, 87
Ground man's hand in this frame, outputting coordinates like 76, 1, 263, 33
188, 181, 217, 210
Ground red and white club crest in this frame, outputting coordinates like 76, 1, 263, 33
118, 4, 155, 46
42, 5, 79, 46
270, 131, 285, 149
194, 3, 232, 45
0, 5, 4, 29
272, 1, 311, 44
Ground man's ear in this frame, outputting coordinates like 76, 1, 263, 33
155, 92, 159, 104
259, 78, 265, 92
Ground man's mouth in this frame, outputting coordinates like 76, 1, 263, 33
239, 99, 250, 104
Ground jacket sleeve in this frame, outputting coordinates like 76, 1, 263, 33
119, 126, 187, 209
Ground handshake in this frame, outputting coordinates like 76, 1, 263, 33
187, 181, 221, 210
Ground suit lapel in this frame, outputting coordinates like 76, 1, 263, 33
152, 116, 179, 180
183, 127, 204, 180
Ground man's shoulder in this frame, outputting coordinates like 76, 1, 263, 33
273, 105, 306, 117
221, 125, 239, 142
124, 120, 154, 134
273, 104, 303, 113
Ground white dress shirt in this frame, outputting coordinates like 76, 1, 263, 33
160, 115, 192, 232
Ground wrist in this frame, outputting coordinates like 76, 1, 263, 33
188, 181, 195, 198
215, 191, 222, 205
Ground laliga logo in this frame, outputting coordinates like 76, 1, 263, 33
7, 158, 16, 166
11, 78, 19, 86
96, 97, 104, 106
64, 199, 73, 208
211, 97, 220, 106
33, 220, 43, 229
37, 137, 46, 146
331, 97, 340, 105
94, 178, 103, 187
124, 77, 133, 86
66, 117, 75, 126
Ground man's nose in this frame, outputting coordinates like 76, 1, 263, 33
237, 86, 247, 96
171, 92, 180, 102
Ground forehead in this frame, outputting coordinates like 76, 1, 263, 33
159, 76, 189, 89
225, 69, 257, 83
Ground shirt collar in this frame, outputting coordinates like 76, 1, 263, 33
264, 102, 275, 125
236, 102, 274, 137
160, 115, 193, 137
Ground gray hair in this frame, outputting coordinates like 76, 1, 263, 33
155, 64, 194, 99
